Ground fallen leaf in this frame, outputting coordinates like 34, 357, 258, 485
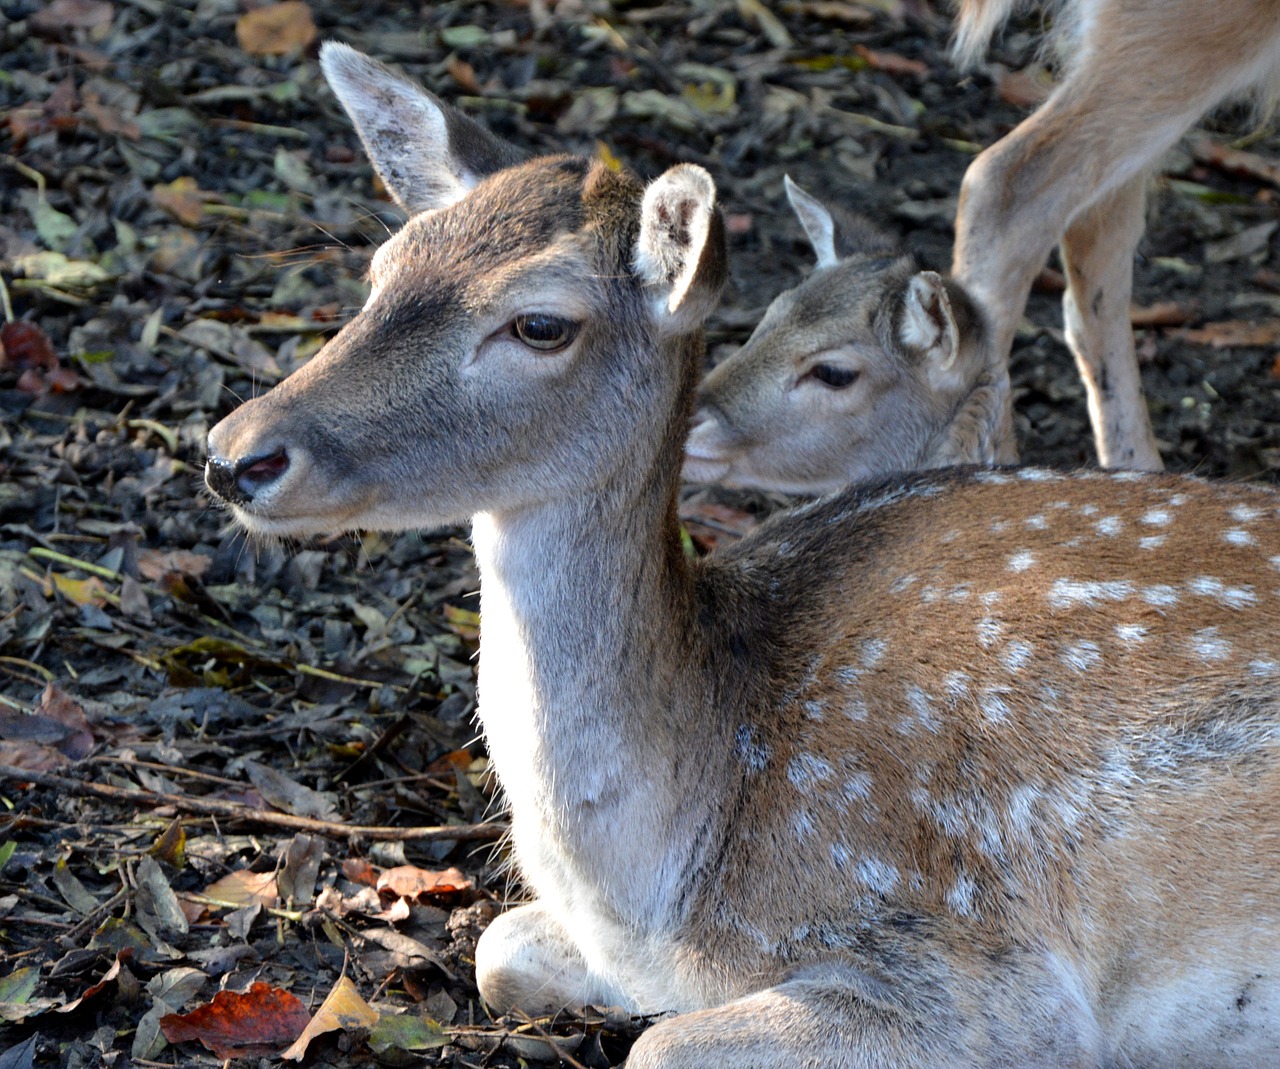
341, 857, 379, 886
1130, 301, 1197, 329
201, 869, 279, 910
30, 0, 114, 34
236, 1, 317, 57
160, 981, 310, 1059
137, 548, 211, 582
0, 321, 59, 371
1193, 138, 1280, 188
368, 1012, 450, 1054
280, 975, 377, 1061
854, 44, 928, 77
1180, 320, 1280, 348
376, 865, 473, 900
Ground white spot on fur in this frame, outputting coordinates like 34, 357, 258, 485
792, 808, 817, 839
1249, 658, 1280, 677
1025, 514, 1048, 530
788, 752, 833, 789
979, 688, 1012, 723
975, 470, 1012, 486
1008, 550, 1036, 573
1061, 641, 1101, 672
1138, 535, 1166, 550
905, 685, 939, 732
844, 695, 869, 721
735, 725, 770, 772
1190, 627, 1232, 662
1048, 579, 1134, 610
1187, 576, 1256, 609
842, 772, 873, 803
803, 700, 825, 721
947, 873, 979, 917
1006, 781, 1041, 838
1230, 504, 1262, 522
943, 671, 972, 702
861, 639, 887, 668
890, 573, 918, 594
977, 616, 1004, 648
855, 855, 900, 895
1115, 624, 1148, 644
1141, 585, 1180, 608
948, 583, 973, 602
980, 591, 1002, 608
1224, 528, 1256, 547
1141, 509, 1172, 526
1111, 470, 1144, 482
1001, 641, 1034, 671
1095, 516, 1123, 537
830, 841, 852, 870
1078, 504, 1099, 517
1018, 468, 1061, 482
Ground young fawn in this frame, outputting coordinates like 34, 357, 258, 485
206, 44, 1280, 1067
683, 179, 1012, 495
952, 0, 1280, 470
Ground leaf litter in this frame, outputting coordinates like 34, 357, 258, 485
0, 0, 1278, 1065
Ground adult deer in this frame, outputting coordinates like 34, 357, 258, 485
684, 178, 1009, 494
951, 0, 1280, 470
207, 44, 1280, 1067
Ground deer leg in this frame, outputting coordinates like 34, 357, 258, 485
475, 902, 622, 1015
952, 0, 1278, 462
628, 933, 1103, 1068
1059, 175, 1161, 470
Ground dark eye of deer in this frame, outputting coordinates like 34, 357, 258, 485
805, 363, 859, 389
513, 314, 578, 352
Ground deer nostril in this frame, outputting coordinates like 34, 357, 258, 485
235, 448, 290, 495
204, 448, 290, 506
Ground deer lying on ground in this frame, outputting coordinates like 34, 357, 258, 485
683, 179, 1012, 495
951, 0, 1280, 470
206, 44, 1280, 1067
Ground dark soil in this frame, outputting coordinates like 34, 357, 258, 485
0, 1, 1277, 1066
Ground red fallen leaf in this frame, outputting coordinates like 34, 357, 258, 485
34, 683, 95, 761
853, 44, 928, 78
376, 865, 473, 900
341, 858, 379, 886
44, 366, 83, 393
81, 92, 141, 140
446, 55, 480, 95
160, 981, 310, 1059
0, 321, 59, 371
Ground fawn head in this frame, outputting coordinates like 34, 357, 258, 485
683, 178, 986, 494
204, 43, 726, 535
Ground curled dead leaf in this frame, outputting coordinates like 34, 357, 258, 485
160, 981, 310, 1059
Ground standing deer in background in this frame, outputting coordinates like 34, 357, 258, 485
952, 0, 1280, 470
207, 44, 1280, 1068
684, 179, 1010, 494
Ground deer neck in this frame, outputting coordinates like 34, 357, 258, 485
468, 341, 719, 927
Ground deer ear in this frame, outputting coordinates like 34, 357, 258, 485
784, 175, 839, 269
636, 164, 727, 334
900, 271, 963, 391
319, 41, 525, 215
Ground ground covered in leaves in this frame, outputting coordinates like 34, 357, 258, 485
1, 0, 1278, 1065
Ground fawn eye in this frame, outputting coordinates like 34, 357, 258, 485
804, 363, 859, 389
512, 314, 579, 352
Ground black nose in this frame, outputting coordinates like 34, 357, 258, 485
204, 448, 290, 505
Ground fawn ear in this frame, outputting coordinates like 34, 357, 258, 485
900, 271, 963, 391
784, 175, 839, 269
319, 41, 525, 215
636, 164, 727, 334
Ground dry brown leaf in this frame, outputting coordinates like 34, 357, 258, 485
151, 177, 208, 227
376, 865, 473, 900
1180, 320, 1280, 348
854, 44, 928, 78
280, 976, 378, 1061
30, 0, 114, 34
202, 869, 279, 910
1130, 301, 1198, 329
137, 548, 211, 582
1193, 138, 1280, 189
236, 2, 317, 57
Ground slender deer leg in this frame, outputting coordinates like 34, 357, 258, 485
475, 902, 623, 1015
627, 930, 1102, 1068
1059, 175, 1161, 470
952, 0, 1280, 464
